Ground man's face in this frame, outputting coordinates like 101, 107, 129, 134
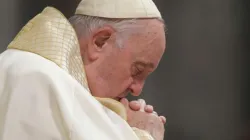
82, 19, 166, 100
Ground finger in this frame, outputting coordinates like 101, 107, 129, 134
152, 111, 158, 116
129, 101, 141, 111
144, 105, 154, 113
159, 116, 166, 124
120, 98, 129, 109
138, 99, 146, 112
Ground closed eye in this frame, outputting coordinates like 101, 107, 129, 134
131, 63, 146, 77
133, 66, 144, 76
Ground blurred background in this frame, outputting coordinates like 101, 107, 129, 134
0, 0, 249, 140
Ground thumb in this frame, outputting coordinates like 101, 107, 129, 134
120, 98, 129, 109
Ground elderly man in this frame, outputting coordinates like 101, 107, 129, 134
0, 0, 167, 140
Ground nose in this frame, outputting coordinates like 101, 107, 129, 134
129, 80, 145, 96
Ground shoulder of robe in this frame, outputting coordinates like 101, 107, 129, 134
2, 50, 76, 89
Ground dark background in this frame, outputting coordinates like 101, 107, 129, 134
0, 0, 249, 140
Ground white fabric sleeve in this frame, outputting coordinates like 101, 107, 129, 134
1, 71, 70, 140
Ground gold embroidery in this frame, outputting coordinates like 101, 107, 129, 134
8, 7, 90, 91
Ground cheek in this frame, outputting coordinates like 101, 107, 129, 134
109, 64, 133, 94
101, 51, 133, 94
119, 76, 133, 89
113, 66, 132, 86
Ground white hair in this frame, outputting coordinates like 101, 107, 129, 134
68, 15, 165, 48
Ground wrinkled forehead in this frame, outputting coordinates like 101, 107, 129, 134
125, 20, 166, 68
131, 19, 166, 47
131, 20, 166, 51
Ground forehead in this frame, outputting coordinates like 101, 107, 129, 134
126, 19, 166, 67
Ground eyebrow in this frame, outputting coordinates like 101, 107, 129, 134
134, 61, 155, 68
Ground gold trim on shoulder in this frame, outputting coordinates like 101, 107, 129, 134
8, 7, 89, 90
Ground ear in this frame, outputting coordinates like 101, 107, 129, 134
87, 26, 115, 61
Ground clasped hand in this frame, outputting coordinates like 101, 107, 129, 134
120, 98, 166, 140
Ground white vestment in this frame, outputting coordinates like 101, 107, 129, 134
0, 49, 139, 140
0, 7, 151, 140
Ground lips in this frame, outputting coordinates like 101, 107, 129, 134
114, 95, 126, 101
114, 90, 130, 101
114, 97, 122, 101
